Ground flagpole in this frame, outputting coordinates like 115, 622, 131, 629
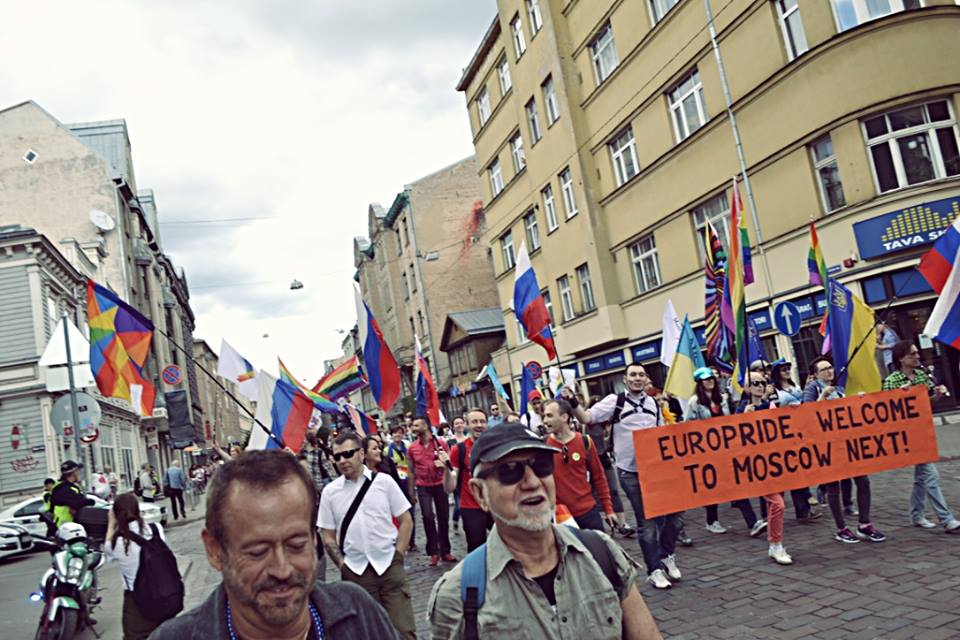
152, 327, 286, 450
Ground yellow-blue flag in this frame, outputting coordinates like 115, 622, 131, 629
664, 316, 706, 400
826, 281, 881, 394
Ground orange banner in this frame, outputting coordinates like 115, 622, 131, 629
633, 387, 938, 518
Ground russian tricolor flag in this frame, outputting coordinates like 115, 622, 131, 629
920, 217, 960, 349
512, 243, 557, 360
247, 371, 314, 453
415, 336, 440, 426
353, 283, 401, 412
346, 403, 378, 436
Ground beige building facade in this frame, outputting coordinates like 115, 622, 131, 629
459, 1, 960, 406
191, 340, 251, 448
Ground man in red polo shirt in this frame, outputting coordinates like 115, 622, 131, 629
543, 398, 618, 531
438, 407, 492, 552
407, 416, 455, 566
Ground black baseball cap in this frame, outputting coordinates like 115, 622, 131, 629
469, 422, 559, 473
60, 460, 83, 474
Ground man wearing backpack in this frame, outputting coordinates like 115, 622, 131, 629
164, 460, 187, 521
567, 362, 681, 590
428, 423, 661, 639
438, 408, 492, 552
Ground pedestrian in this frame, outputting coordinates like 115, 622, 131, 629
803, 356, 886, 543
147, 449, 401, 639
50, 460, 95, 528
770, 360, 822, 522
407, 416, 456, 566
319, 432, 416, 639
106, 492, 169, 639
138, 464, 157, 503
876, 319, 900, 375
543, 399, 619, 531
302, 430, 335, 494
737, 371, 793, 565
41, 477, 57, 537
386, 425, 418, 553
487, 402, 504, 427
93, 466, 113, 500
365, 435, 403, 489
440, 408, 493, 552
684, 367, 732, 534
585, 411, 635, 537
428, 423, 662, 639
446, 417, 467, 534
566, 362, 681, 589
163, 461, 187, 521
105, 465, 120, 500
882, 340, 960, 533
520, 389, 545, 434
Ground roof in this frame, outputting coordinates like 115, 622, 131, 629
440, 307, 506, 351
456, 16, 501, 92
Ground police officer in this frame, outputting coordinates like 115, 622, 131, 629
50, 460, 94, 528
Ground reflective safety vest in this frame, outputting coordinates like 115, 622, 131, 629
387, 443, 410, 480
51, 481, 82, 528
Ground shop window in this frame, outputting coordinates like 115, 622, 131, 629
862, 276, 887, 304
892, 269, 933, 297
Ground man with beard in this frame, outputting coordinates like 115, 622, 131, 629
438, 408, 493, 551
428, 424, 661, 639
148, 450, 399, 640
319, 432, 415, 639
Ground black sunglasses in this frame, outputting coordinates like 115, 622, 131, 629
332, 448, 361, 462
475, 452, 554, 485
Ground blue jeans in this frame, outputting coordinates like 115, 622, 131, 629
573, 506, 605, 531
912, 463, 955, 525
618, 469, 679, 575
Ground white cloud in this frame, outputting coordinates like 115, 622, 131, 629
0, 0, 495, 381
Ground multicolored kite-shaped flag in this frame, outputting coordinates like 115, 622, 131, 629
86, 279, 156, 416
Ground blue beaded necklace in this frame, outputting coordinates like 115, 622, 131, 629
225, 599, 324, 640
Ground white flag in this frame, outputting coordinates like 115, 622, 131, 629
660, 300, 682, 367
246, 371, 277, 451
217, 340, 259, 402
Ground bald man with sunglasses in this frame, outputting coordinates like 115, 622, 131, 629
428, 423, 661, 640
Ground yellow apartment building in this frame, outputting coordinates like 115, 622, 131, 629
457, 0, 960, 410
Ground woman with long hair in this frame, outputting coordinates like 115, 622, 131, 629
684, 367, 732, 534
104, 492, 167, 639
770, 360, 803, 406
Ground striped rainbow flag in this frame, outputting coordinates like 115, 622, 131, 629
278, 359, 341, 414
312, 356, 367, 401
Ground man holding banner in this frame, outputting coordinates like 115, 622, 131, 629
565, 363, 681, 590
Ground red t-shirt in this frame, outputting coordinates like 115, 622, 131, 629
546, 432, 613, 518
407, 437, 449, 487
449, 438, 480, 510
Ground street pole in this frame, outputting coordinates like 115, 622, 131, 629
62, 312, 89, 487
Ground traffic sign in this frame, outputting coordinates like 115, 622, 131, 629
10, 425, 21, 450
162, 364, 183, 386
51, 392, 101, 439
774, 301, 801, 337
80, 428, 99, 444
526, 361, 543, 379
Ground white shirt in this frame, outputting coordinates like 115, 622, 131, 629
521, 412, 543, 431
105, 521, 166, 591
318, 467, 411, 576
588, 391, 663, 472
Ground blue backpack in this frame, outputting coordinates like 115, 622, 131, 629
460, 527, 622, 640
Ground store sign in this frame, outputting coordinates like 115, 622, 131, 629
853, 196, 960, 260
632, 340, 661, 362
748, 309, 772, 332
583, 349, 626, 375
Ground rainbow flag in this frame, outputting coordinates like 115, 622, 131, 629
86, 279, 156, 416
807, 222, 829, 287
726, 179, 749, 390
278, 359, 341, 414
312, 356, 367, 401
704, 221, 733, 371
732, 179, 755, 285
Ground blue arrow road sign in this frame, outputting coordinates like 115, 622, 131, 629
774, 301, 801, 337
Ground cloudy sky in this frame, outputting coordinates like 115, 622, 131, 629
1, 0, 496, 382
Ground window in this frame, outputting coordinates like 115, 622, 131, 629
542, 184, 559, 231
630, 236, 662, 294
418, 311, 425, 336
511, 14, 526, 59
542, 289, 555, 327
775, 0, 809, 60
497, 57, 512, 96
576, 264, 596, 312
395, 228, 402, 255
526, 99, 542, 143
649, 0, 680, 24
559, 168, 578, 218
516, 317, 530, 344
609, 127, 640, 186
477, 87, 491, 126
810, 134, 847, 212
668, 70, 708, 142
409, 264, 417, 292
510, 133, 527, 173
402, 272, 410, 299
558, 275, 575, 321
524, 210, 541, 251
526, 0, 543, 34
489, 158, 504, 196
501, 230, 515, 270
542, 75, 559, 125
401, 218, 410, 246
832, 0, 922, 32
692, 193, 731, 259
589, 24, 619, 84
863, 100, 960, 193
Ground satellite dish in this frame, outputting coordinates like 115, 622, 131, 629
89, 209, 116, 233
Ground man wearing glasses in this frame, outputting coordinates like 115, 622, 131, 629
543, 398, 618, 532
488, 402, 504, 427
428, 423, 662, 639
318, 432, 416, 639
439, 408, 494, 552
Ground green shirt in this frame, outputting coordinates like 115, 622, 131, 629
882, 368, 933, 391
428, 523, 638, 640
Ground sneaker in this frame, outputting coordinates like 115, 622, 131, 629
617, 523, 636, 538
834, 528, 860, 544
750, 519, 768, 538
843, 505, 859, 516
705, 521, 727, 534
913, 517, 938, 529
441, 553, 457, 563
768, 545, 793, 565
678, 530, 694, 547
856, 524, 886, 542
945, 519, 960, 534
807, 496, 820, 506
646, 568, 672, 589
429, 555, 439, 567
662, 554, 682, 581
797, 510, 823, 523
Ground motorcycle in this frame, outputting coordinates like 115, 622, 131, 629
31, 520, 105, 640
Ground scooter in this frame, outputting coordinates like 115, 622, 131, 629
31, 521, 104, 640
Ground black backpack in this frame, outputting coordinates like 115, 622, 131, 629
133, 476, 143, 497
123, 524, 185, 622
